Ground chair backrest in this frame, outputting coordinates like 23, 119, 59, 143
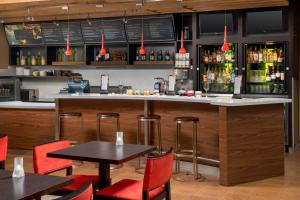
143, 148, 174, 191
33, 140, 73, 174
0, 135, 8, 162
56, 181, 93, 200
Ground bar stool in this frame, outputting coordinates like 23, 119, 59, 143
174, 116, 200, 180
58, 112, 83, 144
96, 112, 120, 141
96, 112, 121, 170
136, 114, 162, 171
58, 112, 83, 166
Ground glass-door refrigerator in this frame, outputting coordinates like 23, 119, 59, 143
198, 44, 237, 93
244, 42, 287, 95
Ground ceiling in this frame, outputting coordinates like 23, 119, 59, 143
0, 0, 289, 23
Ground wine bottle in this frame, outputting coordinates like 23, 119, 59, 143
266, 66, 272, 82
157, 50, 163, 61
253, 46, 259, 63
27, 52, 31, 65
273, 48, 278, 63
150, 50, 155, 61
278, 48, 284, 63
280, 65, 285, 81
16, 52, 20, 65
165, 50, 170, 61
258, 46, 263, 63
136, 49, 139, 61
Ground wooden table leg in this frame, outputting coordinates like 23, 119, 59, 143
98, 161, 111, 189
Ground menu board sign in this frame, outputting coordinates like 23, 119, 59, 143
5, 24, 43, 45
42, 22, 83, 44
81, 19, 127, 43
126, 15, 175, 42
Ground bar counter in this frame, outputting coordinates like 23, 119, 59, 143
53, 94, 291, 186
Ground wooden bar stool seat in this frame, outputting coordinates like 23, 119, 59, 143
174, 116, 200, 180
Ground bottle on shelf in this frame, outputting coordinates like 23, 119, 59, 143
31, 55, 36, 66
16, 52, 20, 65
278, 48, 284, 63
212, 48, 217, 63
273, 48, 278, 63
263, 46, 268, 62
248, 47, 253, 64
268, 48, 274, 63
105, 48, 110, 61
270, 65, 276, 81
266, 66, 272, 82
275, 65, 281, 80
258, 46, 263, 63
136, 49, 140, 61
208, 50, 212, 63
41, 55, 46, 66
150, 49, 155, 61
280, 65, 285, 81
165, 50, 170, 61
216, 48, 222, 63
253, 46, 259, 63
141, 51, 146, 61
157, 50, 163, 61
27, 52, 32, 65
36, 52, 41, 65
21, 55, 26, 66
203, 50, 208, 63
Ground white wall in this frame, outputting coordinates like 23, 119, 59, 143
21, 69, 172, 98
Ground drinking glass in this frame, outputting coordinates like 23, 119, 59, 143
116, 132, 124, 146
12, 157, 25, 178
118, 81, 124, 94
203, 81, 210, 98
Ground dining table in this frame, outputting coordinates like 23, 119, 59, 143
47, 141, 156, 189
0, 169, 73, 200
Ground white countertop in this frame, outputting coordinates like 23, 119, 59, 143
55, 93, 292, 107
0, 101, 55, 109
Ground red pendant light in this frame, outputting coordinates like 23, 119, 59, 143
65, 4, 72, 57
221, 25, 229, 52
65, 32, 72, 56
221, 10, 229, 52
179, 31, 186, 54
139, 31, 146, 55
100, 32, 106, 56
139, 16, 146, 55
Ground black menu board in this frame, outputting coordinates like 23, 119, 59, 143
5, 24, 43, 45
81, 19, 127, 43
42, 22, 83, 44
126, 15, 175, 42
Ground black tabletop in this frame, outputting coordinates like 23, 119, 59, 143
47, 141, 156, 164
0, 170, 73, 200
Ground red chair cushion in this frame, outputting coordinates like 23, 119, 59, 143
96, 179, 164, 200
33, 140, 73, 174
0, 136, 8, 161
70, 181, 93, 200
64, 175, 99, 191
143, 151, 174, 191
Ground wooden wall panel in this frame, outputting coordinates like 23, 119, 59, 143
0, 108, 55, 149
0, 25, 9, 69
219, 104, 285, 186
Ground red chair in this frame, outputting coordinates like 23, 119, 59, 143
96, 148, 174, 200
57, 181, 93, 200
0, 134, 8, 170
33, 140, 99, 193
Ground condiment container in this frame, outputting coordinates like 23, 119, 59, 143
32, 71, 40, 77
16, 67, 24, 76
187, 90, 195, 97
195, 91, 202, 98
126, 89, 133, 95
23, 68, 31, 76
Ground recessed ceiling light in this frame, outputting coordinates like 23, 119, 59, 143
62, 5, 69, 10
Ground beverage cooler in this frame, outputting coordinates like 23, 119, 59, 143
198, 44, 237, 93
244, 42, 287, 95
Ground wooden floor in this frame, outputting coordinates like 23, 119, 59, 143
5, 147, 300, 200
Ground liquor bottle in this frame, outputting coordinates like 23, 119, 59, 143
275, 65, 280, 80
263, 46, 268, 62
16, 52, 20, 65
271, 66, 276, 81
36, 52, 41, 65
21, 55, 26, 66
280, 65, 285, 81
141, 51, 146, 61
31, 55, 36, 66
165, 50, 170, 61
41, 55, 46, 66
208, 50, 212, 63
150, 50, 155, 61
105, 49, 110, 61
216, 48, 222, 63
248, 47, 253, 63
268, 48, 274, 62
277, 48, 284, 63
273, 48, 278, 63
266, 66, 271, 82
136, 49, 139, 61
157, 50, 163, 61
258, 46, 263, 63
27, 52, 32, 65
212, 48, 217, 63
203, 50, 208, 63
253, 46, 259, 63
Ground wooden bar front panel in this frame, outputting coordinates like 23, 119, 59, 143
219, 104, 285, 186
0, 108, 55, 149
